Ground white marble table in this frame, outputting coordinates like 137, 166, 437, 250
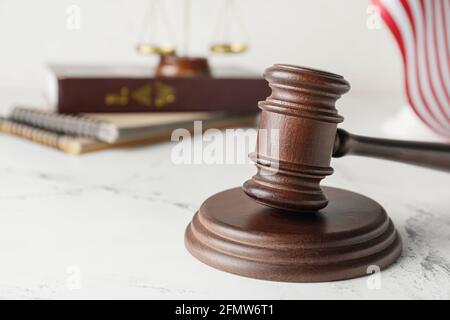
0, 88, 449, 299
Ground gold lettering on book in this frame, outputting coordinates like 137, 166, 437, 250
154, 82, 175, 108
104, 83, 175, 108
105, 87, 129, 105
131, 83, 153, 106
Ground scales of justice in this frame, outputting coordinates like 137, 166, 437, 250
136, 0, 248, 77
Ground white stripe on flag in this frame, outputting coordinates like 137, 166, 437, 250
424, 0, 450, 121
379, 0, 450, 136
436, 0, 450, 99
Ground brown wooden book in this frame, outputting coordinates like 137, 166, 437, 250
47, 65, 270, 114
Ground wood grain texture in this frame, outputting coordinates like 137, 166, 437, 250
185, 187, 402, 282
243, 64, 450, 213
243, 64, 350, 212
334, 128, 450, 171
184, 64, 405, 283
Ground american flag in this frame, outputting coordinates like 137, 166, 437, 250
373, 0, 450, 138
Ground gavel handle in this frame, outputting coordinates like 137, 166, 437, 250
333, 129, 450, 172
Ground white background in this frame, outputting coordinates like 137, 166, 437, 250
1, 1, 449, 300
0, 0, 403, 98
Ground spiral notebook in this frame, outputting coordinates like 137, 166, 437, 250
11, 107, 237, 144
1, 108, 257, 154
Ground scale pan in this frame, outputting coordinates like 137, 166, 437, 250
136, 43, 176, 56
210, 42, 248, 54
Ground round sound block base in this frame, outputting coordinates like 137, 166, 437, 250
185, 187, 402, 282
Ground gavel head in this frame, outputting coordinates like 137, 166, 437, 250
243, 64, 350, 212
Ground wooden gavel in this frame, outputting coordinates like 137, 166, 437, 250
185, 64, 422, 282
243, 64, 450, 212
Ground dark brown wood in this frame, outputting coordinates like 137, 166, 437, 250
53, 65, 269, 114
243, 64, 450, 212
184, 64, 405, 283
185, 187, 402, 282
243, 64, 350, 212
334, 128, 450, 171
156, 55, 211, 77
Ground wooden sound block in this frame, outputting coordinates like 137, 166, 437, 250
185, 186, 402, 282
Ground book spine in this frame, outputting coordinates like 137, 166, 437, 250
56, 77, 269, 114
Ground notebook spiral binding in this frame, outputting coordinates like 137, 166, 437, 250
0, 117, 86, 154
10, 107, 117, 143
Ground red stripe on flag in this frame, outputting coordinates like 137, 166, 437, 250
400, 0, 416, 38
422, 0, 450, 125
432, 0, 450, 107
439, 0, 450, 100
373, 0, 450, 137
374, 0, 437, 133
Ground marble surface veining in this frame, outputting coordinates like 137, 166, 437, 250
0, 89, 449, 299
